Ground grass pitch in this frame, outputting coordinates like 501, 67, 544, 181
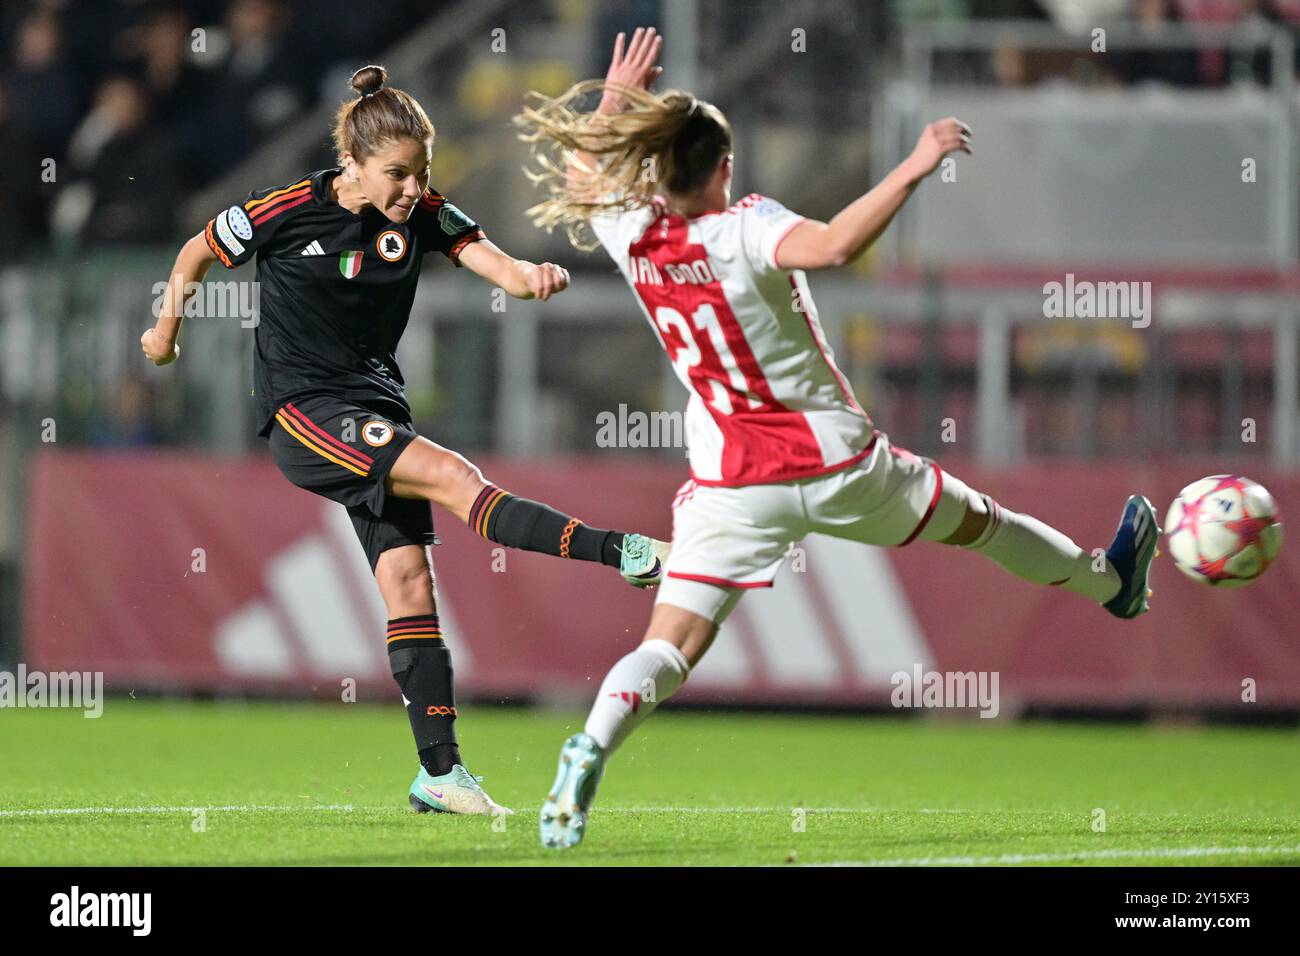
1, 700, 1298, 866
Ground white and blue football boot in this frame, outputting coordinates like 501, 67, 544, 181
1102, 495, 1161, 620
540, 733, 606, 849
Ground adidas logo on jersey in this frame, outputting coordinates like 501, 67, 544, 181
300, 240, 326, 256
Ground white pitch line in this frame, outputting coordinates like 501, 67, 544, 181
0, 804, 863, 819
608, 807, 872, 814
603, 807, 1062, 815
795, 845, 1300, 866
1, 805, 1274, 826
0, 805, 1172, 818
0, 804, 355, 818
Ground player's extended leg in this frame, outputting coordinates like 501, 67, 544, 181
540, 582, 736, 849
375, 544, 511, 815
921, 470, 1159, 619
385, 436, 667, 586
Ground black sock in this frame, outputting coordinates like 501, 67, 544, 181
418, 743, 462, 777
386, 614, 459, 775
468, 484, 624, 568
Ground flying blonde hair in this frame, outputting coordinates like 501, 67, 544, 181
513, 79, 732, 250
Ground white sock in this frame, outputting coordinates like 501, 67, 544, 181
584, 639, 690, 754
964, 497, 1120, 604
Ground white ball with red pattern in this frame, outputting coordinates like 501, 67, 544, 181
1165, 475, 1283, 587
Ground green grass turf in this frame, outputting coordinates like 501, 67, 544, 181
1, 700, 1298, 866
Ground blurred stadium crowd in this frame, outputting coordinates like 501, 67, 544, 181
958, 0, 1300, 86
1, 1, 1297, 259
0, 0, 447, 256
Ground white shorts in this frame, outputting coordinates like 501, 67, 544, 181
657, 433, 972, 622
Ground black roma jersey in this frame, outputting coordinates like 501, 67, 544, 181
203, 168, 485, 437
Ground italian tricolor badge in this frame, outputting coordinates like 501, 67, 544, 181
339, 251, 363, 278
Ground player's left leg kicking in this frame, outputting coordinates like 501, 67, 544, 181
807, 439, 1161, 621
386, 436, 668, 587
918, 479, 1159, 620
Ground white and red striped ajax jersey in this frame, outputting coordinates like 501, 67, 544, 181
591, 193, 875, 486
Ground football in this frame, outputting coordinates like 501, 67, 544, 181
1165, 475, 1284, 587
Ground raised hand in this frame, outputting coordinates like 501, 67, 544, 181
599, 27, 664, 114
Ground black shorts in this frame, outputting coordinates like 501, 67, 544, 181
267, 395, 437, 572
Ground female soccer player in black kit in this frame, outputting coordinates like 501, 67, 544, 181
140, 66, 667, 815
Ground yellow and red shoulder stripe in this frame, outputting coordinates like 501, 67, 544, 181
246, 178, 312, 226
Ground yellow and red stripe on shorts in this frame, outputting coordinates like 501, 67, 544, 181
274, 402, 375, 477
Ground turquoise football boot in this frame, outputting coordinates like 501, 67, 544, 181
408, 764, 513, 816
619, 534, 670, 588
540, 733, 605, 849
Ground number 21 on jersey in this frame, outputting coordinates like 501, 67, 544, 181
652, 303, 761, 415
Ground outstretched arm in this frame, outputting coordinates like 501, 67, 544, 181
775, 118, 973, 271
141, 231, 218, 366
458, 239, 570, 301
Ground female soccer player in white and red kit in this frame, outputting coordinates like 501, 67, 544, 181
516, 28, 1159, 847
